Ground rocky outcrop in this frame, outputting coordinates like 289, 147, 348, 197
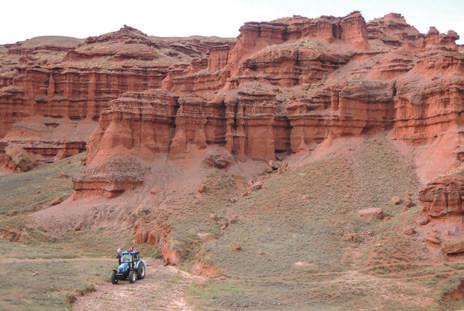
0, 26, 233, 160
367, 13, 423, 47
419, 169, 464, 218
169, 95, 226, 157
424, 27, 460, 48
73, 155, 149, 198
223, 84, 280, 160
418, 167, 464, 254
233, 40, 353, 87
0, 143, 40, 172
134, 224, 181, 265
227, 11, 368, 74
86, 89, 178, 163
393, 48, 464, 143
208, 44, 233, 72
287, 80, 396, 153
79, 12, 463, 170
1, 12, 464, 202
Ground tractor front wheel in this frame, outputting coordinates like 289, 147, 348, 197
129, 271, 136, 284
111, 271, 118, 285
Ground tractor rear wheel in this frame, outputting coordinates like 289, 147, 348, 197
137, 262, 146, 280
111, 271, 118, 285
129, 271, 136, 283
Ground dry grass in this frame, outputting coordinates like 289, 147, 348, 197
0, 235, 117, 311
1, 136, 464, 310
0, 153, 85, 216
184, 135, 464, 310
0, 153, 127, 310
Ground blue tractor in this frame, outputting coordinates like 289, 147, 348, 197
111, 248, 146, 284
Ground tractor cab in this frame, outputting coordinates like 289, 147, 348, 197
120, 250, 139, 263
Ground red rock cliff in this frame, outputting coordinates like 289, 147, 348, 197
0, 26, 232, 164
85, 11, 463, 170
1, 13, 464, 199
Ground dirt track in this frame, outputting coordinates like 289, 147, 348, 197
73, 260, 202, 311
0, 257, 112, 264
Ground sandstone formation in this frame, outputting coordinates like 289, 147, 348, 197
419, 167, 464, 218
0, 26, 232, 169
1, 12, 464, 200
72, 155, 149, 198
83, 11, 464, 179
418, 165, 464, 254
0, 143, 40, 172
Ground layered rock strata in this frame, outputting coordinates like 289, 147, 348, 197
0, 26, 233, 168
2, 12, 464, 199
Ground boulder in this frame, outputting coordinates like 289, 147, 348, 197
403, 193, 414, 210
203, 154, 233, 169
391, 196, 402, 205
358, 208, 384, 220
249, 181, 263, 192
197, 232, 216, 242
403, 226, 416, 236
419, 173, 464, 217
1, 145, 39, 172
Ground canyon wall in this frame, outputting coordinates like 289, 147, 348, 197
0, 26, 232, 162
1, 12, 464, 201
84, 11, 464, 167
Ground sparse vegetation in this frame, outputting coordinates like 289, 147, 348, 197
1, 136, 464, 310
0, 153, 125, 310
184, 135, 464, 310
0, 240, 111, 311
0, 153, 85, 216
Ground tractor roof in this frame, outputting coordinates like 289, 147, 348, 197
122, 249, 139, 255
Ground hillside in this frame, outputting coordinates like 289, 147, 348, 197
0, 10, 464, 310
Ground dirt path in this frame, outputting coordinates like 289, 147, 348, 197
0, 256, 112, 264
73, 260, 203, 311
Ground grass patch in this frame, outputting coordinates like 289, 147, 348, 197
0, 258, 110, 311
0, 153, 130, 310
184, 135, 463, 310
0, 153, 85, 215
